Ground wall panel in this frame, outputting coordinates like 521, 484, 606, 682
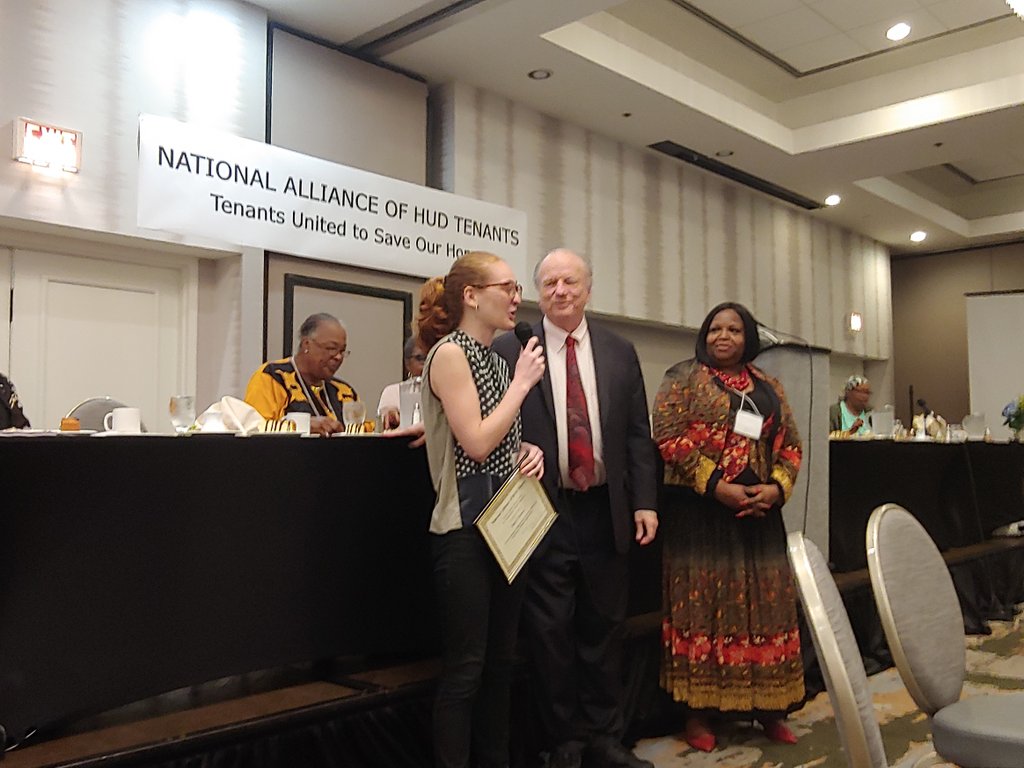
432, 82, 892, 359
270, 30, 427, 184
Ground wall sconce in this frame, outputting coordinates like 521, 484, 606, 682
848, 312, 863, 333
13, 116, 81, 173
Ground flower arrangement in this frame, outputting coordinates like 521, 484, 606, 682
1002, 395, 1024, 434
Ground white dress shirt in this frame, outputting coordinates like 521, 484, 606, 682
543, 316, 606, 488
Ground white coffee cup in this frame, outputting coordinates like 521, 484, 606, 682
284, 412, 311, 435
103, 407, 142, 433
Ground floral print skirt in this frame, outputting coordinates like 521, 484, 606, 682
660, 487, 804, 715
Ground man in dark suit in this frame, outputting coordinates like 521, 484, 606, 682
495, 248, 658, 768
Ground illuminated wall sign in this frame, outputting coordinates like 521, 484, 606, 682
13, 117, 82, 172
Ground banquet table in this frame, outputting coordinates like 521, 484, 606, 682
829, 439, 1024, 572
0, 433, 438, 743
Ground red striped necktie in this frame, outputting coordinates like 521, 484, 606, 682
565, 336, 595, 491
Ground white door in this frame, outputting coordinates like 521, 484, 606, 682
0, 248, 10, 374
10, 249, 194, 431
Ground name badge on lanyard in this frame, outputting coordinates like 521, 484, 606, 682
732, 390, 763, 439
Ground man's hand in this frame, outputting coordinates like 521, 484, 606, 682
634, 509, 658, 545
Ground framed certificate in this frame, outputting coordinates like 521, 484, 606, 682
475, 471, 557, 583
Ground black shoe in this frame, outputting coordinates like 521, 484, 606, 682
585, 738, 653, 768
548, 740, 585, 768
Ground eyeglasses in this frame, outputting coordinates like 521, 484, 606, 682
474, 281, 524, 298
308, 338, 350, 359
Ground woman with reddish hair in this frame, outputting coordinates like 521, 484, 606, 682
418, 252, 545, 768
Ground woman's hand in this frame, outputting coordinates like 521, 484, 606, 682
310, 415, 343, 437
516, 441, 544, 478
382, 422, 426, 448
513, 337, 546, 392
735, 484, 780, 518
379, 407, 401, 430
714, 481, 751, 512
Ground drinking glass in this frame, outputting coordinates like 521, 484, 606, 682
342, 401, 367, 433
169, 395, 196, 434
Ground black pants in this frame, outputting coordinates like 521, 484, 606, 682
431, 526, 526, 768
523, 486, 628, 747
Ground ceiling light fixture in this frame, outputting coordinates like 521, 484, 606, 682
714, 149, 734, 157
910, 230, 927, 243
527, 69, 551, 80
1006, 1, 1024, 20
886, 22, 911, 41
824, 194, 841, 206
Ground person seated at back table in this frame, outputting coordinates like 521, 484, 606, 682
1, 371, 31, 429
829, 375, 872, 436
244, 313, 359, 437
377, 336, 427, 429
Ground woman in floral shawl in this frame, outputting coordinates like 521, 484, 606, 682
652, 302, 804, 752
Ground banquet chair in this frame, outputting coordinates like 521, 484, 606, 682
787, 531, 888, 768
65, 396, 148, 432
866, 504, 1024, 768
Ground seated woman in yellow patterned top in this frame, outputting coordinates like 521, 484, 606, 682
244, 313, 359, 437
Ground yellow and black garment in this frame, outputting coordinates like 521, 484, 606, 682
0, 373, 30, 429
244, 358, 358, 422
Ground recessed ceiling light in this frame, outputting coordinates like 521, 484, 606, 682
527, 69, 552, 80
824, 194, 842, 207
714, 149, 734, 158
621, 112, 633, 118
910, 230, 927, 242
886, 22, 911, 41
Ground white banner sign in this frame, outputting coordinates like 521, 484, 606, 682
136, 114, 526, 278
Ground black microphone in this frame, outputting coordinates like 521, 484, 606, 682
514, 321, 533, 348
916, 398, 931, 416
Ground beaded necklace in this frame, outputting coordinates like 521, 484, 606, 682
709, 364, 752, 392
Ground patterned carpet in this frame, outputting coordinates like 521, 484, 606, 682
632, 609, 1024, 767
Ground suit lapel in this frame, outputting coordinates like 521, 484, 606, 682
536, 321, 556, 423
590, 322, 614, 437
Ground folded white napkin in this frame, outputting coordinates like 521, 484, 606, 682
195, 396, 263, 435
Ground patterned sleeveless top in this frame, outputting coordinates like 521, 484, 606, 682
449, 329, 521, 479
422, 330, 523, 535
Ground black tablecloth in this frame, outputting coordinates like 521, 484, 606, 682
0, 434, 437, 742
829, 440, 1024, 572
964, 442, 1024, 534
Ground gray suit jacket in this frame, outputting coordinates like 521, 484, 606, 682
494, 318, 658, 555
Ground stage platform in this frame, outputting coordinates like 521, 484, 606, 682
10, 537, 1023, 768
